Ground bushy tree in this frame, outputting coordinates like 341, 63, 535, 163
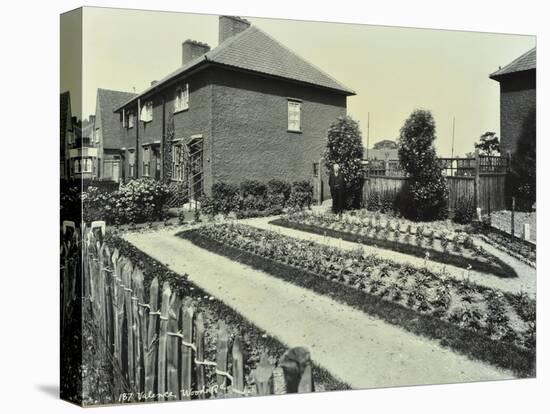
398, 109, 448, 220
323, 116, 364, 209
475, 132, 500, 155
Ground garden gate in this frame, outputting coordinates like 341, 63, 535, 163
167, 137, 204, 208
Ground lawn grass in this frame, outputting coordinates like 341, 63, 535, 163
180, 228, 535, 378
107, 232, 351, 393
270, 218, 518, 279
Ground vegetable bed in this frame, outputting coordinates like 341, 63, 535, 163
178, 223, 535, 377
271, 211, 517, 278
104, 231, 349, 396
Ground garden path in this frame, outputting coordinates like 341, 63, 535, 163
242, 216, 536, 298
124, 228, 512, 390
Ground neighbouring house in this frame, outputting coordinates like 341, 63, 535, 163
489, 47, 536, 156
114, 15, 355, 199
93, 88, 137, 182
69, 117, 96, 179
60, 91, 73, 179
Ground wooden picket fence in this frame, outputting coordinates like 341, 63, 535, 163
61, 220, 314, 403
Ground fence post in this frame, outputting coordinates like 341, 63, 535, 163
134, 268, 147, 394
280, 346, 314, 393
474, 149, 480, 213
252, 352, 274, 396
216, 321, 230, 397
157, 282, 171, 401
130, 267, 142, 391
145, 277, 159, 395
122, 261, 135, 390
231, 337, 245, 397
180, 304, 194, 400
194, 312, 207, 399
511, 196, 516, 240
167, 292, 181, 399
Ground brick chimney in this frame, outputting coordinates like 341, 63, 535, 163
181, 39, 210, 65
219, 16, 251, 44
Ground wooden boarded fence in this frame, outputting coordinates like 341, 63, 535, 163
362, 153, 509, 214
61, 222, 315, 402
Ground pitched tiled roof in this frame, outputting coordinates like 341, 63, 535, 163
97, 88, 136, 149
490, 47, 536, 80
116, 25, 354, 110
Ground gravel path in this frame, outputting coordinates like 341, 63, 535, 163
243, 217, 536, 298
124, 228, 513, 390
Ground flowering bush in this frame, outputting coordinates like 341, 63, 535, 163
110, 179, 171, 224
80, 179, 171, 225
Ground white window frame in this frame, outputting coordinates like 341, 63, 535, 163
175, 84, 189, 112
128, 112, 135, 128
140, 101, 153, 122
287, 100, 302, 132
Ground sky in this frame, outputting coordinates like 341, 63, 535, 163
61, 7, 535, 157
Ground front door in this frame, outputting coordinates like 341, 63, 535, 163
112, 161, 120, 183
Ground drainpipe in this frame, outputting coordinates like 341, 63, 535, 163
161, 94, 165, 181
136, 98, 140, 178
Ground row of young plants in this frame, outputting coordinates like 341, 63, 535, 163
272, 210, 517, 278
179, 223, 535, 377
474, 221, 536, 268
199, 180, 313, 219
104, 231, 348, 394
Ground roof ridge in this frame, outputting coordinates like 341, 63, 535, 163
251, 27, 355, 95
207, 25, 257, 60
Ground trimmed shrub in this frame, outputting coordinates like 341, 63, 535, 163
453, 197, 476, 224
398, 110, 449, 221
288, 180, 314, 210
240, 180, 267, 198
267, 179, 292, 203
211, 182, 241, 215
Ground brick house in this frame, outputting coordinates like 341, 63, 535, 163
93, 88, 137, 182
114, 16, 355, 198
490, 47, 536, 156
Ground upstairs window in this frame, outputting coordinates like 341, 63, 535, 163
128, 112, 135, 128
140, 101, 153, 122
175, 84, 189, 112
287, 100, 302, 132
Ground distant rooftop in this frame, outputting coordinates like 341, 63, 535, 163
490, 47, 536, 80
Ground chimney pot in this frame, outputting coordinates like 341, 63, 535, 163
150, 80, 158, 86
181, 39, 211, 65
219, 16, 251, 44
